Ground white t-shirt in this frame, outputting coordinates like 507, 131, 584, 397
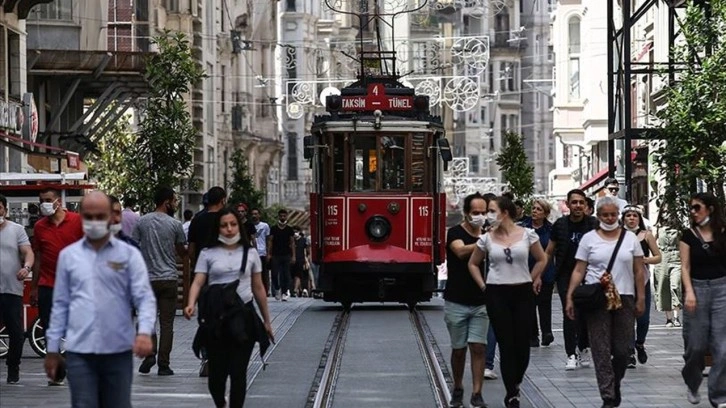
575, 230, 644, 295
476, 228, 540, 285
194, 246, 262, 303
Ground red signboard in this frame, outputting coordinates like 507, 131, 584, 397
67, 153, 80, 169
341, 83, 414, 112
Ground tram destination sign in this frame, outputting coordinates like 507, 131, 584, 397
340, 83, 414, 112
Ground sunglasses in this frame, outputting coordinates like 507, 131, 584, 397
504, 247, 513, 264
608, 187, 620, 193
690, 204, 703, 212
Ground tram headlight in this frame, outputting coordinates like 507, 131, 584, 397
365, 215, 391, 242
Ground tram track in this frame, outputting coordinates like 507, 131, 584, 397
306, 306, 453, 408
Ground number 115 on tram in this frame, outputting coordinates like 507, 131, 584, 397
304, 80, 453, 309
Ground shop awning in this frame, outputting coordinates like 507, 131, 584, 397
578, 168, 609, 192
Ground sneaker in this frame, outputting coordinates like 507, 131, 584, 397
275, 290, 281, 301
674, 318, 682, 327
302, 289, 309, 297
665, 319, 674, 328
48, 380, 64, 386
565, 355, 579, 371
199, 359, 209, 377
579, 348, 591, 368
505, 396, 520, 408
484, 368, 498, 380
282, 293, 289, 301
157, 366, 175, 376
449, 388, 464, 408
687, 388, 700, 404
716, 404, 726, 408
7, 367, 19, 384
470, 392, 487, 408
635, 344, 648, 364
541, 333, 554, 347
138, 356, 156, 374
627, 354, 637, 369
530, 337, 540, 348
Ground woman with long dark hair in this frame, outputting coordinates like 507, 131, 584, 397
468, 196, 547, 408
621, 205, 661, 367
184, 208, 274, 408
679, 192, 726, 407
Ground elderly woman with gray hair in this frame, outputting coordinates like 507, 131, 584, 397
565, 196, 646, 408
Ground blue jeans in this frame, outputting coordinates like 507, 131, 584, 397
682, 276, 726, 406
486, 322, 497, 370
635, 282, 652, 346
66, 351, 133, 408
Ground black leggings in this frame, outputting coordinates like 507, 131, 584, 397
486, 283, 534, 399
207, 339, 255, 408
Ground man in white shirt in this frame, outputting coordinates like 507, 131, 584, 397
251, 208, 271, 296
0, 194, 34, 384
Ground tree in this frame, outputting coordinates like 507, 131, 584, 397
227, 149, 265, 212
652, 1, 726, 228
496, 130, 534, 199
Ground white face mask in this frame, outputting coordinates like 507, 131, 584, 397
699, 216, 710, 227
40, 201, 57, 216
294, 232, 301, 238
109, 223, 123, 235
486, 212, 501, 227
219, 233, 241, 246
600, 221, 619, 231
83, 220, 110, 240
468, 214, 486, 228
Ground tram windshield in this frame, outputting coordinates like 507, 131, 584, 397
325, 132, 430, 193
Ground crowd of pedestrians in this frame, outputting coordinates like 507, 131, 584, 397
443, 184, 726, 408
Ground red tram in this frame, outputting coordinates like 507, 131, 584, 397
306, 79, 452, 308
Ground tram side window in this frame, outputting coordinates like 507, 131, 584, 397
381, 136, 406, 190
331, 134, 345, 192
352, 136, 377, 192
410, 133, 427, 192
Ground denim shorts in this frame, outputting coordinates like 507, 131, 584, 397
444, 301, 489, 349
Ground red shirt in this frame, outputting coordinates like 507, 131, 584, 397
32, 210, 84, 288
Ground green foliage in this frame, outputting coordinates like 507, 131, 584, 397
496, 130, 535, 200
227, 149, 265, 213
652, 0, 726, 228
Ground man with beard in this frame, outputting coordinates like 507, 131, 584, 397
132, 187, 187, 376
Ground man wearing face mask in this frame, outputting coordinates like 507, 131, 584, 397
109, 195, 139, 248
0, 194, 35, 384
31, 187, 83, 385
44, 191, 156, 407
132, 186, 187, 376
444, 192, 489, 408
267, 209, 296, 301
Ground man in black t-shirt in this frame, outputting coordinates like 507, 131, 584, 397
444, 193, 489, 408
267, 209, 296, 301
546, 189, 598, 371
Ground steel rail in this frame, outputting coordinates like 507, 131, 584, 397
308, 309, 351, 408
410, 309, 451, 407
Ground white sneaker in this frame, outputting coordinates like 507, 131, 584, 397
579, 348, 591, 368
302, 289, 309, 297
716, 404, 726, 408
687, 388, 701, 404
565, 355, 579, 371
484, 368, 498, 380
282, 293, 289, 301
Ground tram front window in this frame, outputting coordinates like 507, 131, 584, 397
381, 136, 405, 190
352, 136, 377, 191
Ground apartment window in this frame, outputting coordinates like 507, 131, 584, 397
287, 132, 298, 180
207, 146, 216, 186
547, 45, 554, 62
535, 34, 541, 59
30, 0, 73, 20
206, 63, 214, 137
535, 93, 540, 110
469, 155, 480, 173
509, 114, 519, 133
221, 65, 226, 113
500, 114, 507, 137
7, 31, 20, 98
568, 17, 581, 100
287, 0, 296, 11
480, 106, 487, 123
548, 141, 554, 161
166, 0, 179, 12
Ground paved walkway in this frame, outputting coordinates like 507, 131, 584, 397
0, 294, 712, 408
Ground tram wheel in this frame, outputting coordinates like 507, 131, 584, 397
29, 317, 65, 357
0, 325, 9, 358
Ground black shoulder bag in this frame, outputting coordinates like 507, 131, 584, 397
572, 229, 626, 311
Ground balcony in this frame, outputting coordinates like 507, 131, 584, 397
493, 32, 527, 49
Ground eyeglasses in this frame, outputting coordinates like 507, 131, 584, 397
690, 204, 702, 212
504, 247, 513, 264
608, 187, 620, 193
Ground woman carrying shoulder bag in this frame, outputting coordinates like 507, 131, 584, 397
565, 196, 646, 408
184, 208, 275, 408
679, 192, 726, 407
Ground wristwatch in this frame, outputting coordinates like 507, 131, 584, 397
23, 265, 32, 272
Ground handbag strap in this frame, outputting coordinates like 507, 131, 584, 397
239, 246, 250, 275
606, 229, 627, 273
691, 227, 713, 255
